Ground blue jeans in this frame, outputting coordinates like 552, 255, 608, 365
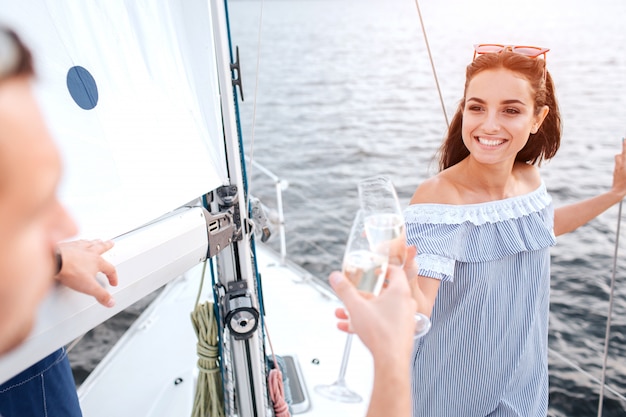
0, 348, 82, 417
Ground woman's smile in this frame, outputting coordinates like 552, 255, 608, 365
476, 136, 507, 147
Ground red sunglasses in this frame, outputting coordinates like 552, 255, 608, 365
473, 44, 550, 60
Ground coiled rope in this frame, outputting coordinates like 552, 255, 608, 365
266, 324, 291, 417
191, 261, 225, 417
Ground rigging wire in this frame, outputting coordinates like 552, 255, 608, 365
548, 348, 626, 403
413, 0, 449, 129
597, 138, 625, 417
244, 0, 266, 208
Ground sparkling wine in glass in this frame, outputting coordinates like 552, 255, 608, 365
315, 210, 387, 403
358, 176, 431, 339
363, 212, 406, 268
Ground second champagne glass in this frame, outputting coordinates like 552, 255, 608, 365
358, 176, 431, 339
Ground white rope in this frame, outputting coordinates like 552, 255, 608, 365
65, 333, 85, 353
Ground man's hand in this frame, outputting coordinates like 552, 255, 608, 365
56, 239, 118, 308
329, 264, 417, 360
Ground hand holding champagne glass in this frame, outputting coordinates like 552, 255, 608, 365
315, 210, 386, 403
358, 176, 431, 338
316, 176, 430, 403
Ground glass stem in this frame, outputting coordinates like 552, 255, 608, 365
335, 333, 353, 384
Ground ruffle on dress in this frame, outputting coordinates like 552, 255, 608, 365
404, 182, 556, 282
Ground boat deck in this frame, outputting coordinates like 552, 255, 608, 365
78, 243, 374, 416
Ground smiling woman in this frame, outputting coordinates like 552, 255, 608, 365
402, 46, 626, 416
441, 50, 559, 173
402, 48, 561, 416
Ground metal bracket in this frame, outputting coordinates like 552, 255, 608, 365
204, 185, 243, 258
205, 209, 235, 258
230, 46, 244, 102
249, 196, 271, 242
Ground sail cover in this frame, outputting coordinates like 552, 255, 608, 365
1, 0, 228, 239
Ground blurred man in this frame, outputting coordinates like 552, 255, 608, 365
0, 28, 118, 417
0, 27, 77, 355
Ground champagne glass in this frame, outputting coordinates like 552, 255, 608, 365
315, 210, 387, 403
358, 176, 431, 339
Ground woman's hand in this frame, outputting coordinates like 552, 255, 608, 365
610, 139, 626, 200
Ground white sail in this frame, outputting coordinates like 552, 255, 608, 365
0, 0, 234, 381
1, 0, 228, 240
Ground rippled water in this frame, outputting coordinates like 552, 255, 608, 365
71, 0, 626, 415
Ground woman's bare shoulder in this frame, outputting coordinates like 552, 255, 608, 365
409, 174, 461, 205
514, 162, 542, 191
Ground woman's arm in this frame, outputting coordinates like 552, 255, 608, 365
554, 191, 624, 236
403, 246, 441, 317
554, 141, 626, 236
413, 276, 441, 318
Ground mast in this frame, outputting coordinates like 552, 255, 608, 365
208, 1, 269, 415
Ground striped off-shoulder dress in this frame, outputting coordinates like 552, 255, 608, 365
404, 182, 556, 417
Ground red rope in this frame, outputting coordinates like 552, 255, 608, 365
268, 367, 290, 417
265, 324, 291, 417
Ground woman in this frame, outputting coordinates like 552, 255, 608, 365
404, 45, 626, 416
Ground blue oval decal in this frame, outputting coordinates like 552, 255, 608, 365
67, 66, 98, 110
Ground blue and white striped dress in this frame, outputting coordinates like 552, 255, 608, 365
404, 182, 556, 417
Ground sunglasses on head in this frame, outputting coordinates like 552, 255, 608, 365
473, 44, 550, 60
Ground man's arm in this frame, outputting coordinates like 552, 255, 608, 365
329, 265, 416, 417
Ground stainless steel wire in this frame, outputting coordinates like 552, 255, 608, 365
597, 139, 625, 417
413, 0, 449, 129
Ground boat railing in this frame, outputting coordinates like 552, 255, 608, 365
245, 157, 350, 281
246, 156, 288, 264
